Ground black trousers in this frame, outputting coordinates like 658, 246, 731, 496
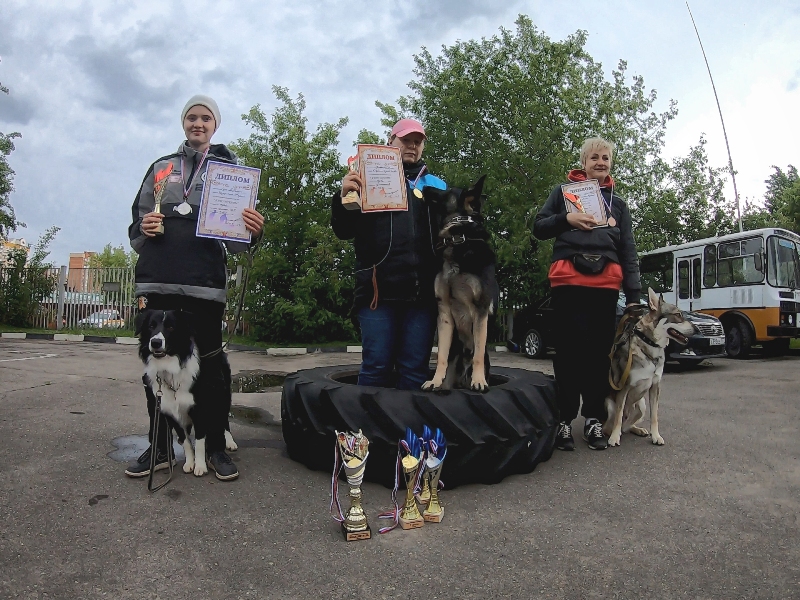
140, 294, 228, 453
551, 286, 619, 423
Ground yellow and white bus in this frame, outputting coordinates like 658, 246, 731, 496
639, 228, 800, 358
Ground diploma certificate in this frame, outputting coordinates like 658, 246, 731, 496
561, 179, 608, 227
357, 144, 408, 212
196, 161, 262, 242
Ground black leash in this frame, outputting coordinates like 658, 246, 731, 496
148, 377, 174, 493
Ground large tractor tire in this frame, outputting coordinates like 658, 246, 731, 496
281, 365, 558, 488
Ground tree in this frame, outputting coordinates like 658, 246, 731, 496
764, 165, 800, 233
373, 15, 679, 305
229, 87, 357, 343
0, 226, 59, 327
87, 244, 137, 269
0, 78, 22, 237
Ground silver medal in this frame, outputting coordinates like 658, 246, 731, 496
174, 202, 192, 215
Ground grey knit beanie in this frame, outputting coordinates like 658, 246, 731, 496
181, 95, 221, 131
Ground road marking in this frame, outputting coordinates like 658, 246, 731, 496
0, 353, 58, 363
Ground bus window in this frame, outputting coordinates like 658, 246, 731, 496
678, 260, 690, 299
640, 252, 674, 292
717, 238, 764, 286
692, 258, 702, 298
767, 236, 800, 288
703, 245, 717, 287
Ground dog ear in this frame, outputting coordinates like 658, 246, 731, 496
463, 175, 487, 215
134, 309, 151, 336
647, 288, 659, 311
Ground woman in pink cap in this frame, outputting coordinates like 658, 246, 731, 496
331, 119, 447, 389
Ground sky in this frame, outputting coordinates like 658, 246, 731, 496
1, 0, 799, 265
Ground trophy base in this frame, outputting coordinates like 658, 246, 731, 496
423, 505, 444, 523
342, 192, 361, 211
399, 515, 425, 530
341, 523, 371, 541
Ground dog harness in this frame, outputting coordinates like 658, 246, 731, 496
608, 305, 654, 391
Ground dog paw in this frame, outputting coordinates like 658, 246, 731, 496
608, 432, 622, 447
183, 460, 194, 474
193, 462, 208, 477
470, 378, 489, 393
651, 434, 665, 445
422, 379, 442, 391
224, 431, 238, 452
630, 426, 650, 437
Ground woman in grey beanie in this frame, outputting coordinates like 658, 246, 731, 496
126, 95, 264, 482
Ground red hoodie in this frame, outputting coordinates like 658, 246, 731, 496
548, 170, 623, 290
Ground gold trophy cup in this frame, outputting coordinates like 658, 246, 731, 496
335, 430, 371, 541
341, 155, 362, 211
398, 429, 425, 530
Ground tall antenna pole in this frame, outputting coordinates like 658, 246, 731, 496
686, 2, 743, 233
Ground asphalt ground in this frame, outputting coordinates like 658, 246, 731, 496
0, 339, 798, 600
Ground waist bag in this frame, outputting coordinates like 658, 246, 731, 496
572, 253, 608, 275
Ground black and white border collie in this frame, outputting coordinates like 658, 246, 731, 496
136, 309, 237, 477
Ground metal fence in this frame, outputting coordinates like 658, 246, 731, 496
0, 266, 137, 331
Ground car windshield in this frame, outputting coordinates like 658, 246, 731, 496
768, 236, 800, 289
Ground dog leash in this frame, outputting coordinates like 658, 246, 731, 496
608, 306, 649, 391
148, 376, 175, 493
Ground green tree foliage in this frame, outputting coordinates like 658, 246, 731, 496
763, 165, 800, 233
0, 226, 59, 326
229, 87, 357, 343
0, 79, 22, 237
374, 16, 679, 305
87, 244, 137, 269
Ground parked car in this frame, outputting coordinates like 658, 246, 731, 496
511, 292, 727, 364
78, 309, 125, 329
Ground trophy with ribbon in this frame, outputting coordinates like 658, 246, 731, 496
331, 430, 371, 541
422, 427, 447, 523
395, 428, 426, 530
341, 154, 361, 211
151, 163, 173, 235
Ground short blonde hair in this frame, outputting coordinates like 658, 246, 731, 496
580, 137, 614, 167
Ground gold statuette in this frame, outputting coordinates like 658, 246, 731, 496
342, 155, 362, 211
151, 163, 173, 236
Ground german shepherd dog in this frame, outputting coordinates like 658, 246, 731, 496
604, 288, 697, 447
421, 176, 499, 392
136, 309, 237, 477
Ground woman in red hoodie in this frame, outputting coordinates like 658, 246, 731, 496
533, 137, 641, 451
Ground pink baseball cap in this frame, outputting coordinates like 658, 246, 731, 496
390, 118, 427, 140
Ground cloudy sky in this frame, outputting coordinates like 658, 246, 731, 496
1, 0, 798, 265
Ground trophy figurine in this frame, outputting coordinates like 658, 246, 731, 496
151, 163, 174, 235
416, 425, 434, 506
332, 430, 371, 541
341, 155, 362, 211
399, 427, 425, 530
422, 427, 447, 523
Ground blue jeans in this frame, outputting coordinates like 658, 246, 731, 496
357, 303, 437, 390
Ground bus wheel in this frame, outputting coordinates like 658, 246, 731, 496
725, 320, 752, 359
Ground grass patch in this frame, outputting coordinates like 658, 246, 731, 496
791, 339, 800, 349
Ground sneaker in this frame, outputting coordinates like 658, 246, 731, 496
124, 445, 175, 478
555, 421, 575, 451
207, 451, 239, 481
583, 418, 609, 450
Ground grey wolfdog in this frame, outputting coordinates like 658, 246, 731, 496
604, 288, 697, 447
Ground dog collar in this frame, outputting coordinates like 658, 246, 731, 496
634, 327, 661, 348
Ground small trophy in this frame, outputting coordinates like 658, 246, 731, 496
399, 427, 425, 530
151, 163, 174, 235
422, 427, 447, 523
417, 425, 434, 506
331, 430, 371, 541
341, 155, 361, 211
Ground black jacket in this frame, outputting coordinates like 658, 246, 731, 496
533, 180, 641, 304
129, 142, 252, 304
331, 161, 446, 310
